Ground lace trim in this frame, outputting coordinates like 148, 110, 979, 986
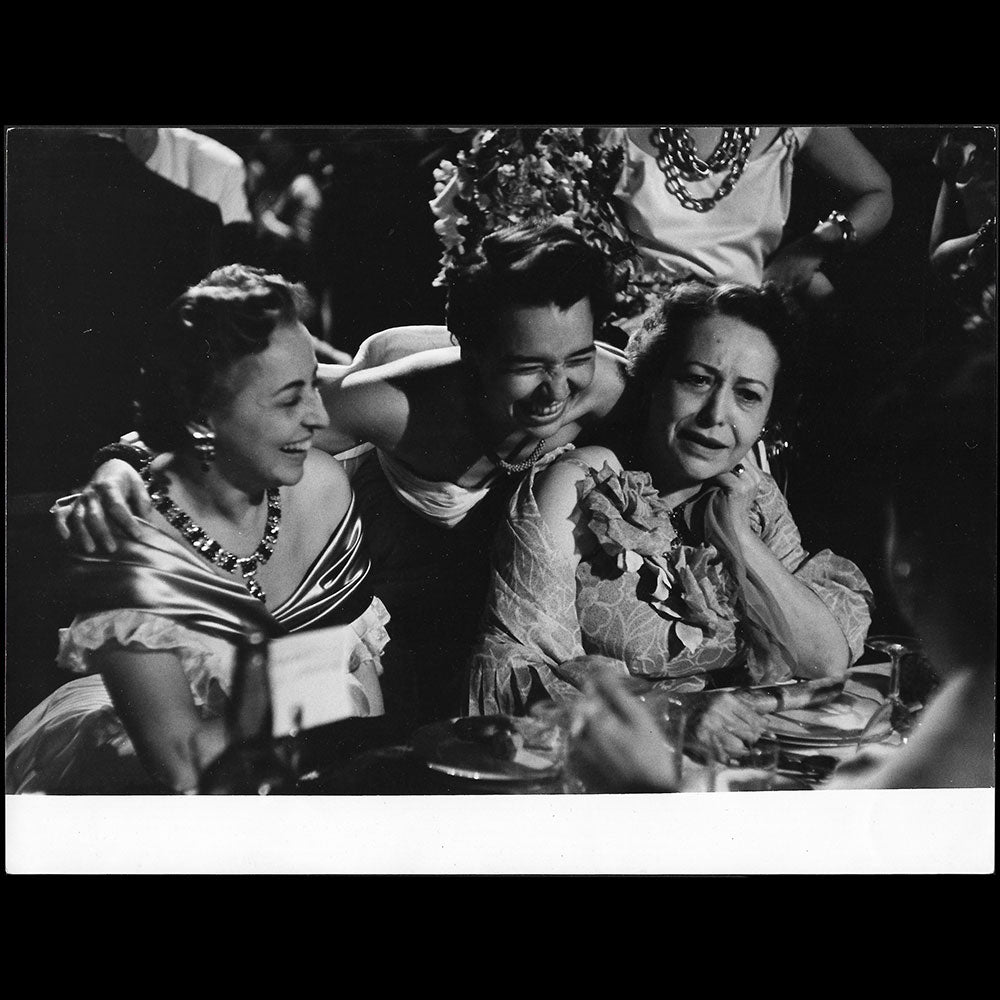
58, 610, 232, 713
58, 600, 392, 710
346, 598, 391, 677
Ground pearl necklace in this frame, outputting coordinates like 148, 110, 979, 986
143, 469, 281, 603
493, 436, 548, 475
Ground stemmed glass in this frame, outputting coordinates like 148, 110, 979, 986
856, 634, 923, 748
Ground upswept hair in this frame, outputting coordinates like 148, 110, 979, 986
446, 220, 616, 352
625, 280, 803, 425
137, 264, 309, 451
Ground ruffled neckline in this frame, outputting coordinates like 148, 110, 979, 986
575, 463, 739, 653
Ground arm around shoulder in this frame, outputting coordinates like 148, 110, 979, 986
314, 360, 412, 455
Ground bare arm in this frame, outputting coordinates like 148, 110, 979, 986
765, 127, 893, 292
55, 331, 451, 551
799, 126, 894, 245
98, 646, 228, 794
715, 456, 853, 679
929, 179, 981, 275
312, 326, 456, 455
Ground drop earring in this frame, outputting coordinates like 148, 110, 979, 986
191, 428, 216, 472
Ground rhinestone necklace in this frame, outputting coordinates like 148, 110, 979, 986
666, 502, 688, 550
492, 436, 548, 475
143, 469, 281, 602
649, 127, 759, 212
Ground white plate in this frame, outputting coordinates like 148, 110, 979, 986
762, 689, 891, 747
410, 716, 564, 783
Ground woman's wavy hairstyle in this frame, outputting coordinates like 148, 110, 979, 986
446, 220, 616, 353
136, 264, 310, 451
625, 279, 804, 427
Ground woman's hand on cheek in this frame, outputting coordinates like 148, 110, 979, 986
713, 448, 762, 525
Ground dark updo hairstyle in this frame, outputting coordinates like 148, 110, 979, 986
625, 279, 804, 427
446, 219, 616, 354
137, 264, 310, 452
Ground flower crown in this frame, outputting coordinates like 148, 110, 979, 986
430, 128, 677, 338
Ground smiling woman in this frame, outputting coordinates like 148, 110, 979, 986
468, 280, 873, 761
54, 222, 635, 728
7, 266, 390, 793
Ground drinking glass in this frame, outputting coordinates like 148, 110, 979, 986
634, 688, 689, 785
560, 684, 689, 793
856, 634, 923, 748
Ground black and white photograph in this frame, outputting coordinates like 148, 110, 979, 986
5, 125, 995, 874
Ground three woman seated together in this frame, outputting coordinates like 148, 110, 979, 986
8, 220, 882, 793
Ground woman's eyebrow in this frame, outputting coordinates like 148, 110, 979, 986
273, 366, 319, 396
272, 378, 306, 396
683, 361, 770, 390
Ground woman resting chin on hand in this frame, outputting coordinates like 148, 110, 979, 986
468, 280, 873, 761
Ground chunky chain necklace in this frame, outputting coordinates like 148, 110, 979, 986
493, 436, 548, 475
143, 469, 281, 602
649, 127, 760, 212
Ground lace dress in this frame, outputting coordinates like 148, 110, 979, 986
468, 462, 873, 715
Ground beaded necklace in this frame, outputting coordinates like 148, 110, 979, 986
143, 469, 281, 603
649, 127, 760, 212
492, 436, 548, 475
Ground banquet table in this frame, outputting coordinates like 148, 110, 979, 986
230, 656, 925, 797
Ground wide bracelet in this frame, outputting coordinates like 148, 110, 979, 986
91, 441, 153, 474
824, 209, 857, 246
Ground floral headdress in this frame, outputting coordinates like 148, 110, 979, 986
429, 128, 676, 338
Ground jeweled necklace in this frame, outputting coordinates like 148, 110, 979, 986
143, 469, 281, 602
649, 127, 760, 212
492, 436, 548, 475
666, 502, 688, 550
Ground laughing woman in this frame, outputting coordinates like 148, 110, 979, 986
55, 222, 633, 725
6, 266, 389, 794
468, 281, 873, 759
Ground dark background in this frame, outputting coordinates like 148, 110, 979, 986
5, 125, 955, 730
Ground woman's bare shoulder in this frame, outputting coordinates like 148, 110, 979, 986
534, 447, 623, 520
287, 450, 353, 529
585, 345, 628, 418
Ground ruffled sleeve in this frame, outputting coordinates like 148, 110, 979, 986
346, 597, 391, 677
751, 475, 874, 664
57, 609, 237, 716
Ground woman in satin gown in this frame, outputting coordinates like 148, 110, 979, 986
6, 265, 389, 794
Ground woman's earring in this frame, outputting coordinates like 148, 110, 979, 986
191, 428, 216, 472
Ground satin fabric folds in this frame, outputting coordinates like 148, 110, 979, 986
5, 495, 387, 793
66, 493, 376, 638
